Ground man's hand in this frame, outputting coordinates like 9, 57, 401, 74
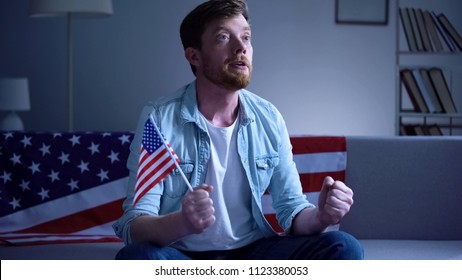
317, 176, 354, 226
181, 184, 216, 234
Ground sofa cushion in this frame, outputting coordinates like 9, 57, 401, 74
0, 242, 124, 260
361, 240, 462, 260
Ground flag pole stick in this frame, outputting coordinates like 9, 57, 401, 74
148, 114, 194, 192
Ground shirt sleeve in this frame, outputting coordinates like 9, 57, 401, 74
267, 109, 315, 234
112, 105, 164, 244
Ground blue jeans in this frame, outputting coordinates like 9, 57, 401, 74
115, 231, 364, 260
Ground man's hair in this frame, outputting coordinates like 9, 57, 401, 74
180, 0, 249, 74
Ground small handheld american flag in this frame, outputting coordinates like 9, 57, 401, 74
133, 115, 192, 205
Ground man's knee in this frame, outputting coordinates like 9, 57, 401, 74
115, 242, 190, 260
322, 231, 364, 260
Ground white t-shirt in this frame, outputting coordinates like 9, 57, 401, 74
174, 115, 264, 251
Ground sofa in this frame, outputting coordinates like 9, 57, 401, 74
1, 132, 461, 260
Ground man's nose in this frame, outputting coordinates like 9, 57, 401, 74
233, 38, 247, 55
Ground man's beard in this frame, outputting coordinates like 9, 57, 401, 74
203, 56, 252, 91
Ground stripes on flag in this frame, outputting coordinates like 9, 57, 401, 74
133, 118, 180, 205
262, 136, 347, 233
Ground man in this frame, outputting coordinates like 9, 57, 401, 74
113, 0, 363, 260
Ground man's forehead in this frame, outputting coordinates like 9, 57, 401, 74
206, 15, 251, 33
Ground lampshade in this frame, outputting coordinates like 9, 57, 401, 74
0, 78, 30, 131
29, 0, 113, 17
0, 78, 31, 111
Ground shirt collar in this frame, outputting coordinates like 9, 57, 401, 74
179, 80, 255, 129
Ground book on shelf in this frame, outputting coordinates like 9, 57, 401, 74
415, 9, 432, 52
409, 8, 424, 52
400, 69, 429, 113
400, 125, 416, 136
401, 124, 427, 136
428, 67, 458, 113
431, 11, 457, 52
427, 124, 443, 136
399, 7, 417, 52
437, 13, 462, 51
422, 10, 443, 52
400, 124, 443, 136
417, 69, 443, 113
413, 69, 436, 113
414, 125, 427, 136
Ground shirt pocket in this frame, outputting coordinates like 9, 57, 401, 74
164, 162, 195, 198
255, 155, 279, 193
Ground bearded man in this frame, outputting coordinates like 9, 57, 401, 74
113, 0, 363, 260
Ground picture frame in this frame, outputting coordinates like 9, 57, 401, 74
335, 0, 389, 25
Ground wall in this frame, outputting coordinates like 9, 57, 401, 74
0, 0, 461, 136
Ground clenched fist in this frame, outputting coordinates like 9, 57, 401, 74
181, 184, 216, 234
317, 176, 354, 226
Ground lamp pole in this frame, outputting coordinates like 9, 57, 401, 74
67, 13, 74, 132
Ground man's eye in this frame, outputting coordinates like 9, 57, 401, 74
217, 34, 229, 41
243, 35, 251, 42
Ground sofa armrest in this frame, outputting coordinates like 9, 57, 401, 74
341, 136, 462, 240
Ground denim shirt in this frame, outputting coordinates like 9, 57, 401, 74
112, 81, 313, 245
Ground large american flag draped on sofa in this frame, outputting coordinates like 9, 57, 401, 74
0, 132, 346, 246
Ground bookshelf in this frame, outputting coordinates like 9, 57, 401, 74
396, 0, 462, 136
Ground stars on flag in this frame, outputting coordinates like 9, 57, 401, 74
29, 161, 41, 174
118, 134, 131, 145
78, 160, 90, 173
88, 142, 100, 155
37, 187, 50, 201
133, 118, 180, 205
69, 135, 81, 146
67, 179, 79, 191
58, 152, 70, 165
48, 170, 60, 182
1, 171, 12, 184
3, 132, 13, 139
10, 153, 21, 165
97, 169, 109, 182
21, 135, 32, 148
19, 180, 31, 192
9, 197, 21, 210
39, 143, 51, 156
107, 151, 120, 163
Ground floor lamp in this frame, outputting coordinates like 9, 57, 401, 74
29, 0, 113, 131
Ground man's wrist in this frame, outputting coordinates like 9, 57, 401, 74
316, 208, 332, 229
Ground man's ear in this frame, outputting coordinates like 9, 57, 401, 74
185, 47, 201, 68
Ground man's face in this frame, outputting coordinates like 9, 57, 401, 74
198, 14, 253, 90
